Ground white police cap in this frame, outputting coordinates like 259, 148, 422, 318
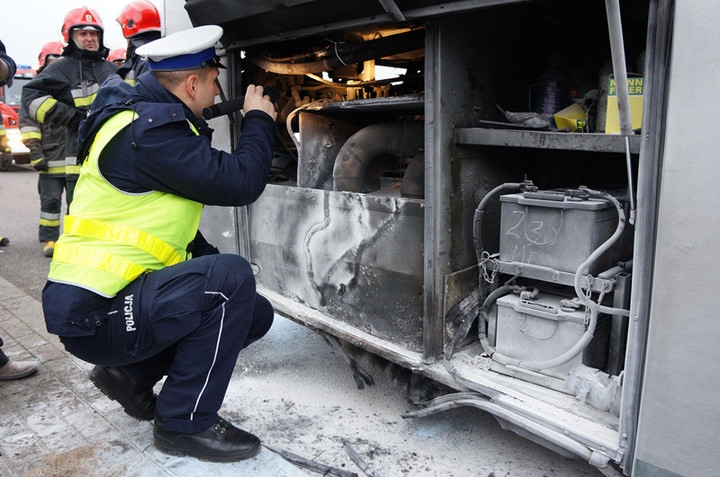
136, 25, 225, 71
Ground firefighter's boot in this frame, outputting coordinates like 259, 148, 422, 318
43, 241, 55, 257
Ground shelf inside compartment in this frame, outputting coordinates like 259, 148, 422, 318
455, 128, 642, 154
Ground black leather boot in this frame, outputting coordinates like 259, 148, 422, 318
89, 365, 156, 420
153, 416, 261, 462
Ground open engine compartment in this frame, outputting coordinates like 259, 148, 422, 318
186, 0, 666, 472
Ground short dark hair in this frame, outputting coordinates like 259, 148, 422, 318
152, 67, 212, 90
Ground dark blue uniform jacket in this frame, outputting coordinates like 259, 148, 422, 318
43, 71, 277, 337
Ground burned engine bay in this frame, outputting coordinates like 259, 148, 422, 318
242, 26, 426, 188
186, 0, 652, 466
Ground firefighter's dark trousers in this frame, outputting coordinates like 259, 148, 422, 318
60, 254, 274, 434
66, 176, 77, 204
38, 175, 70, 242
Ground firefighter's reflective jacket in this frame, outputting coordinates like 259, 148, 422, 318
20, 44, 117, 177
19, 62, 70, 176
19, 115, 67, 176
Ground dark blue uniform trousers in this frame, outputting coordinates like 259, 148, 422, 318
60, 254, 273, 434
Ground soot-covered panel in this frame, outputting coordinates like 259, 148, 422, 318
184, 0, 492, 45
248, 185, 425, 352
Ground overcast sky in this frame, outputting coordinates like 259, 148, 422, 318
0, 0, 165, 67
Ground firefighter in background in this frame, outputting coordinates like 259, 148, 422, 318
116, 0, 161, 85
108, 48, 127, 67
20, 6, 117, 229
20, 41, 68, 257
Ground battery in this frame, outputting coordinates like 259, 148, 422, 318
494, 291, 607, 380
499, 191, 628, 274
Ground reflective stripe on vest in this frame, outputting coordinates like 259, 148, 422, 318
63, 215, 184, 267
49, 109, 203, 297
53, 244, 148, 284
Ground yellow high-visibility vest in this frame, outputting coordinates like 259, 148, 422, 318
48, 110, 203, 297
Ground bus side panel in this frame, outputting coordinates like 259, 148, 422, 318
247, 185, 426, 352
633, 2, 720, 476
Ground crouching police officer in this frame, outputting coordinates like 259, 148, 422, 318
41, 25, 277, 462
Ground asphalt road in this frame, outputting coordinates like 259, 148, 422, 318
0, 163, 601, 476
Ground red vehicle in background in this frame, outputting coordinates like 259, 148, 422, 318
0, 67, 35, 170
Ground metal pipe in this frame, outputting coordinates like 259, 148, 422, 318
377, 0, 406, 22
607, 273, 631, 376
605, 0, 637, 224
605, 0, 634, 135
401, 151, 425, 199
402, 393, 597, 463
624, 136, 637, 224
597, 260, 632, 280
332, 121, 423, 192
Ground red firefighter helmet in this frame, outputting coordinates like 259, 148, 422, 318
61, 6, 104, 43
108, 48, 127, 65
116, 0, 161, 39
38, 41, 65, 68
